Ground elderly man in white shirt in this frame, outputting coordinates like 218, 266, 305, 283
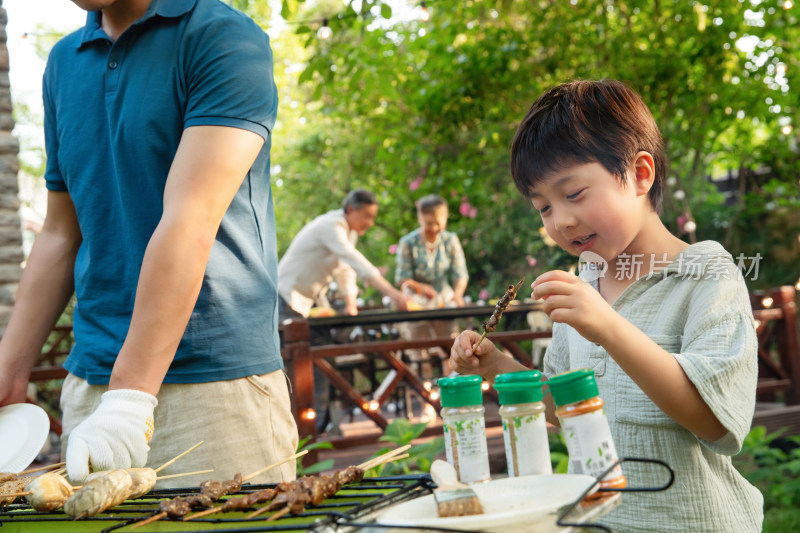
278, 189, 410, 318
277, 190, 410, 434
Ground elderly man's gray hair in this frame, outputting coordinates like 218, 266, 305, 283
342, 189, 378, 212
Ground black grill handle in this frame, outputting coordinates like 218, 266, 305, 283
555, 456, 674, 532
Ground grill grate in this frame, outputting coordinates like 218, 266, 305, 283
1, 459, 674, 532
0, 475, 433, 533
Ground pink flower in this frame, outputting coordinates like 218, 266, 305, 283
459, 202, 471, 217
526, 255, 537, 267
479, 289, 489, 300
468, 206, 477, 219
409, 177, 423, 191
388, 244, 398, 254
677, 213, 689, 235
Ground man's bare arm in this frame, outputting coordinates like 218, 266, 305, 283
108, 125, 264, 395
0, 191, 81, 405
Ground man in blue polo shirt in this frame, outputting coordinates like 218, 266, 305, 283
0, 0, 298, 485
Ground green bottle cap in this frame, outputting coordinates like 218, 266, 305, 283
438, 375, 484, 407
493, 370, 544, 405
546, 368, 599, 406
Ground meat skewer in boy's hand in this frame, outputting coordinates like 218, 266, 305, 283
450, 329, 528, 382
472, 279, 524, 351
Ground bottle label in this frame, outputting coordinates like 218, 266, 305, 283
560, 409, 623, 481
443, 417, 490, 483
502, 413, 552, 477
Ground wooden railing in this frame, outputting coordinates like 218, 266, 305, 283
27, 286, 800, 445
751, 286, 800, 405
280, 302, 549, 451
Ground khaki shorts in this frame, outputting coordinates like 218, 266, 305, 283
61, 371, 299, 489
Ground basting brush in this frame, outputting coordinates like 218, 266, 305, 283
429, 460, 484, 518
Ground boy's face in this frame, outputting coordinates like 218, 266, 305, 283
418, 206, 448, 241
529, 162, 647, 261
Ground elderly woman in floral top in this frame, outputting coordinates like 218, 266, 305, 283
394, 195, 469, 385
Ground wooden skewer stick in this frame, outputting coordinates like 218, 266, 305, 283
248, 502, 291, 521
18, 462, 66, 476
265, 505, 291, 522
362, 453, 410, 474
2, 491, 31, 498
69, 469, 216, 490
245, 502, 279, 520
154, 469, 215, 481
357, 444, 411, 470
364, 452, 411, 471
182, 502, 230, 521
472, 330, 489, 352
242, 450, 308, 483
154, 441, 204, 473
130, 511, 166, 529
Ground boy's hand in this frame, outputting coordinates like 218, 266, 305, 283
449, 330, 500, 378
531, 270, 618, 345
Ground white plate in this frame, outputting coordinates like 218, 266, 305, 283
0, 403, 50, 473
376, 474, 598, 532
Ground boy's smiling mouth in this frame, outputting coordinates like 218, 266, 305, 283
572, 233, 597, 250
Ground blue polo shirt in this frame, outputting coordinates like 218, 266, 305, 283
43, 0, 282, 384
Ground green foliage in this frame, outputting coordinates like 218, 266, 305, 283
270, 0, 800, 295
548, 430, 569, 474
764, 507, 800, 533
367, 418, 445, 476
296, 435, 335, 476
735, 426, 800, 510
16, 1, 800, 296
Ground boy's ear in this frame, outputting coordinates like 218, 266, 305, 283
632, 151, 656, 197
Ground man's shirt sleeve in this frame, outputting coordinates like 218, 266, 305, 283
325, 223, 381, 281
42, 69, 67, 192
182, 15, 277, 139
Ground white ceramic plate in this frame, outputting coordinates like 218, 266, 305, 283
0, 403, 50, 473
376, 474, 598, 532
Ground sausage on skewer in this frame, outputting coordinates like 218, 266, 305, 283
25, 473, 74, 512
63, 469, 133, 518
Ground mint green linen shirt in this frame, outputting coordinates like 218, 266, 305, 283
544, 241, 763, 532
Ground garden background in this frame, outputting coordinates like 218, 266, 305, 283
11, 0, 800, 530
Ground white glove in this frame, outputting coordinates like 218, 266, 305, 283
66, 389, 158, 484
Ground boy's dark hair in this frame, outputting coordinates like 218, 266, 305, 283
342, 189, 377, 212
416, 194, 448, 215
510, 79, 666, 213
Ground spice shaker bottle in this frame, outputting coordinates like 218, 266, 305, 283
547, 368, 626, 490
438, 375, 491, 483
494, 370, 552, 477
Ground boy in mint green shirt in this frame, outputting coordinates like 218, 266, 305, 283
450, 79, 762, 532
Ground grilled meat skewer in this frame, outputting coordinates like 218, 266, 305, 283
473, 279, 524, 350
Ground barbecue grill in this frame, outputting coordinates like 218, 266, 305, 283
0, 475, 431, 533
0, 458, 673, 533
